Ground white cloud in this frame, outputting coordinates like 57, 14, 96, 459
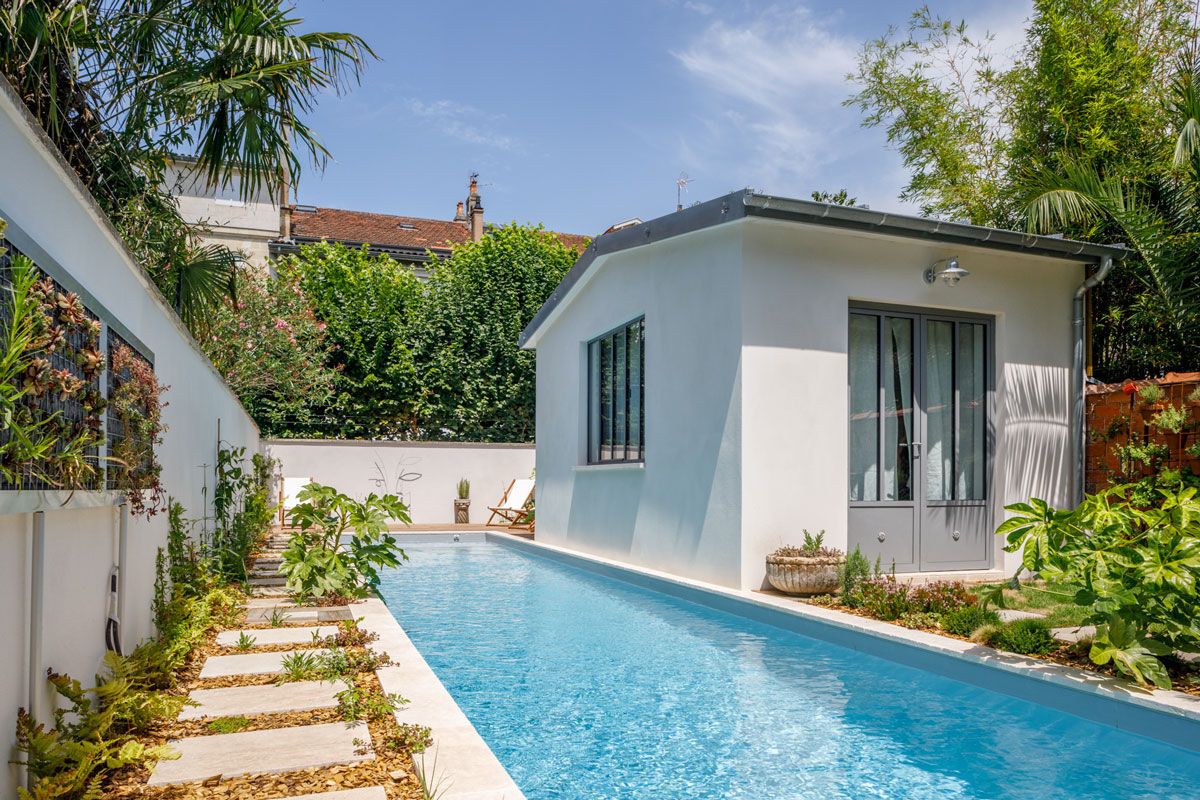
671, 6, 860, 196
407, 99, 522, 152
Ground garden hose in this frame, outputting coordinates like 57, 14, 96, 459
105, 566, 122, 656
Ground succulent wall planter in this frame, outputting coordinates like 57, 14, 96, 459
765, 554, 842, 596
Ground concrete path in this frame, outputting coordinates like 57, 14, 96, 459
179, 679, 347, 720
198, 649, 331, 678
216, 625, 338, 647
245, 606, 354, 624
148, 722, 370, 785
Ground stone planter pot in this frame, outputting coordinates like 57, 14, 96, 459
1139, 404, 1164, 426
454, 498, 470, 524
765, 555, 841, 596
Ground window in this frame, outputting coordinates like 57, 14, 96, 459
588, 318, 644, 463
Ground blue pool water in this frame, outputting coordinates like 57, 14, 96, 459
376, 542, 1200, 799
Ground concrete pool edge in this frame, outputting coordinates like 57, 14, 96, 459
356, 596, 526, 800
484, 532, 1200, 753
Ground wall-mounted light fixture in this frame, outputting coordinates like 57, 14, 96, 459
924, 256, 969, 286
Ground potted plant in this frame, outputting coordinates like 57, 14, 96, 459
765, 530, 843, 596
1186, 385, 1200, 424
454, 478, 470, 524
1137, 383, 1165, 424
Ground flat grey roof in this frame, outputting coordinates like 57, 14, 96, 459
518, 189, 1127, 348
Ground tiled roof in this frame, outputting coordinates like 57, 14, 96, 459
289, 206, 590, 254
290, 207, 469, 251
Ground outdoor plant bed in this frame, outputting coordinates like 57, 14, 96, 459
765, 530, 842, 595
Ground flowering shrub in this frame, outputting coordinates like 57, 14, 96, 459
204, 262, 334, 431
909, 581, 973, 614
850, 576, 912, 620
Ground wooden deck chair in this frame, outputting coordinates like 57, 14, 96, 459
279, 477, 313, 527
487, 478, 535, 528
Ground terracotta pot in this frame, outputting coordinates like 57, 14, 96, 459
454, 498, 470, 524
1139, 404, 1164, 425
765, 554, 841, 596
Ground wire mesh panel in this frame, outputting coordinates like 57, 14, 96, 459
105, 328, 154, 490
0, 239, 104, 491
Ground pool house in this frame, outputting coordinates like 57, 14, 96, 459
519, 191, 1127, 590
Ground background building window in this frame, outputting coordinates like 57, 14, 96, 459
588, 318, 644, 463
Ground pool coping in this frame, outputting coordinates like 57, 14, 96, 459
356, 596, 525, 800
484, 532, 1200, 753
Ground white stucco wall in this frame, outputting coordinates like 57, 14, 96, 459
532, 224, 745, 588
739, 219, 1082, 587
263, 440, 535, 525
0, 84, 259, 799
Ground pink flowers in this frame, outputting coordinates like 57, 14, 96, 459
274, 318, 291, 330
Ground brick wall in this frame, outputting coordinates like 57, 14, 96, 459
1085, 371, 1200, 494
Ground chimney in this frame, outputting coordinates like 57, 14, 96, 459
466, 174, 484, 242
454, 200, 467, 222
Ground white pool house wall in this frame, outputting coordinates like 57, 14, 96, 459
531, 213, 1086, 592
739, 218, 1082, 589
0, 79, 260, 799
533, 223, 745, 588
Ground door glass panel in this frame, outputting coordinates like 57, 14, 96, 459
614, 328, 627, 454
600, 338, 613, 460
925, 320, 954, 501
883, 317, 913, 502
957, 323, 986, 499
849, 314, 879, 501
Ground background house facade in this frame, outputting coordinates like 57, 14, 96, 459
522, 192, 1124, 591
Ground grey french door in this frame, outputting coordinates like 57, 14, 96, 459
848, 307, 992, 572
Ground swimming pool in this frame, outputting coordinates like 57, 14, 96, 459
376, 541, 1200, 799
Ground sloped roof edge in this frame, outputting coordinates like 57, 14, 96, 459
518, 190, 1128, 349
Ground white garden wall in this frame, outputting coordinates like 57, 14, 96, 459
263, 440, 534, 525
0, 80, 259, 799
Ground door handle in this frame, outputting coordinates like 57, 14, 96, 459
901, 441, 923, 458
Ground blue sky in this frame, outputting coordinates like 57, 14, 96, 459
291, 0, 1032, 236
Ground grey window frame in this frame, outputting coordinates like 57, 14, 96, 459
587, 317, 645, 465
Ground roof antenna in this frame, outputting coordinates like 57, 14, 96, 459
676, 171, 694, 211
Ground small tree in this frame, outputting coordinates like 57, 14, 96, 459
405, 223, 584, 442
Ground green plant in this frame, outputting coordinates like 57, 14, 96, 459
898, 611, 941, 629
850, 576, 912, 620
457, 478, 470, 499
392, 724, 435, 755
413, 745, 448, 799
281, 482, 410, 599
322, 618, 378, 649
807, 594, 838, 607
334, 677, 408, 722
13, 656, 180, 800
1149, 403, 1188, 434
1188, 386, 1200, 405
316, 647, 393, 681
206, 717, 250, 734
940, 606, 1001, 637
235, 632, 256, 652
908, 581, 973, 614
978, 619, 1057, 656
994, 487, 1200, 688
268, 607, 287, 627
837, 545, 879, 602
276, 651, 322, 684
1137, 384, 1166, 406
108, 342, 167, 517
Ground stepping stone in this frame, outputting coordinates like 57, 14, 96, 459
996, 609, 1045, 622
245, 606, 318, 624
216, 626, 339, 647
251, 587, 292, 598
288, 789, 387, 800
148, 721, 371, 785
320, 607, 355, 622
249, 576, 287, 587
198, 649, 331, 678
179, 679, 347, 720
1050, 625, 1096, 644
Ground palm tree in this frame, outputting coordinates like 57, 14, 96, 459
1024, 59, 1200, 356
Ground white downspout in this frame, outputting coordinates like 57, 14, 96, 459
28, 511, 45, 746
1072, 255, 1114, 504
